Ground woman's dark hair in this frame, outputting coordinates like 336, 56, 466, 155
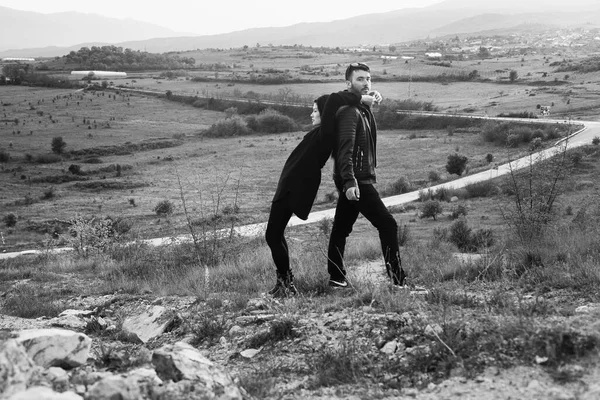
315, 94, 329, 115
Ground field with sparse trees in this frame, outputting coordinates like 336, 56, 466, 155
1, 45, 600, 399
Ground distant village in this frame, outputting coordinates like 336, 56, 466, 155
2, 27, 600, 84
357, 27, 600, 59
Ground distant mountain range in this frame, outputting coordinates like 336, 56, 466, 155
0, 6, 188, 53
1, 0, 599, 58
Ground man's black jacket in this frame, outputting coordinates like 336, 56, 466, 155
272, 91, 360, 220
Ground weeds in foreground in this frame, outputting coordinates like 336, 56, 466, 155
2, 284, 67, 318
189, 312, 228, 347
246, 317, 300, 349
308, 341, 372, 388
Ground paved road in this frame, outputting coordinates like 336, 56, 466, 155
2, 117, 599, 260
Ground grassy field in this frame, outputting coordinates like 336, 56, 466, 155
2, 49, 600, 399
0, 79, 583, 251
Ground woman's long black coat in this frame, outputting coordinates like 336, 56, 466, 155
272, 91, 360, 220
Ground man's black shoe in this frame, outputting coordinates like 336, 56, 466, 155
328, 278, 349, 288
268, 273, 298, 298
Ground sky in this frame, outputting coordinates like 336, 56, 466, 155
0, 0, 446, 36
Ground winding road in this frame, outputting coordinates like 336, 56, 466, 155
2, 116, 599, 260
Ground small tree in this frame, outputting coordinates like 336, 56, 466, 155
3, 212, 17, 227
154, 200, 175, 216
448, 218, 474, 251
420, 200, 443, 220
68, 164, 82, 175
509, 70, 518, 82
446, 153, 468, 176
51, 136, 66, 154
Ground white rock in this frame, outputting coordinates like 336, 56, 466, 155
30, 367, 69, 392
526, 379, 542, 390
152, 341, 242, 399
49, 314, 87, 330
126, 367, 163, 386
424, 324, 443, 336
7, 386, 83, 400
87, 376, 142, 400
121, 305, 173, 343
240, 348, 261, 358
380, 340, 398, 355
580, 385, 600, 400
575, 305, 600, 314
16, 329, 91, 368
228, 325, 244, 336
58, 309, 94, 318
0, 339, 37, 397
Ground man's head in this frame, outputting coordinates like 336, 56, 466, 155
345, 62, 371, 96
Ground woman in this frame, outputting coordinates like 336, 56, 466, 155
265, 90, 382, 297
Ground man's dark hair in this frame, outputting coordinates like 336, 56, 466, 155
345, 62, 370, 81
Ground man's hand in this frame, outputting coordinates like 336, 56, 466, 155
345, 186, 360, 201
368, 90, 383, 104
361, 94, 375, 107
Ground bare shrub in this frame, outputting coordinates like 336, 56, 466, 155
502, 142, 571, 247
66, 216, 122, 257
397, 224, 411, 247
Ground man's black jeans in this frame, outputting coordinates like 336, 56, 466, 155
327, 182, 403, 284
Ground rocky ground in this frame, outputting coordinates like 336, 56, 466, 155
2, 259, 600, 400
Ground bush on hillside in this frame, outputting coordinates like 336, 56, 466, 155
3, 212, 17, 227
35, 154, 62, 164
420, 200, 443, 220
446, 153, 468, 176
154, 200, 175, 216
382, 176, 412, 196
245, 109, 297, 133
0, 149, 9, 162
464, 181, 500, 198
202, 116, 253, 137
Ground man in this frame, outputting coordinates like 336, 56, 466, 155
327, 62, 406, 288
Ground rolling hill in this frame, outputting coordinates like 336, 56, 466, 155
1, 0, 599, 58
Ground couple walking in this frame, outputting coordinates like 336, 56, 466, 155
265, 62, 406, 297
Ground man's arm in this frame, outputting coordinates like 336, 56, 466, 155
316, 91, 361, 169
335, 106, 360, 194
